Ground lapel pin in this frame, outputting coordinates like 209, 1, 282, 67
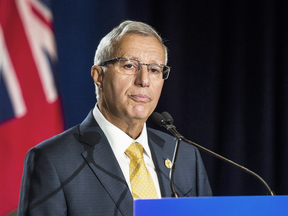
165, 158, 172, 169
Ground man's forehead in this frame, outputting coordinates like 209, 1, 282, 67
113, 34, 165, 62
115, 33, 162, 49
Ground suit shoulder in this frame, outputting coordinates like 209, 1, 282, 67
30, 125, 80, 153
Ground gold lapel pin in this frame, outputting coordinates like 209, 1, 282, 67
165, 158, 172, 169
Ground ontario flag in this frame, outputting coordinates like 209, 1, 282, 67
0, 0, 64, 215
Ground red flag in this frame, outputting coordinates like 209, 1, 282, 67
0, 0, 64, 214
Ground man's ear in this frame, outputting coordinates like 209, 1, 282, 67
91, 65, 103, 89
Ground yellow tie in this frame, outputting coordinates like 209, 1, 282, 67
125, 142, 158, 199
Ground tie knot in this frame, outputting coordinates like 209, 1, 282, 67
125, 142, 143, 160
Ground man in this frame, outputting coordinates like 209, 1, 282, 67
18, 20, 212, 216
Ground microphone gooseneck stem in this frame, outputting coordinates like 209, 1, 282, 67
170, 138, 180, 198
163, 123, 183, 197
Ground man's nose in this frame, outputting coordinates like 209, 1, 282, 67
134, 64, 150, 87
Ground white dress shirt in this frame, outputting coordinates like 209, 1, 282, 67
92, 104, 161, 198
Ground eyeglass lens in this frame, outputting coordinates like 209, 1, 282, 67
117, 59, 169, 80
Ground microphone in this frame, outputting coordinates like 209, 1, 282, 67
161, 111, 173, 124
150, 112, 166, 126
151, 111, 275, 196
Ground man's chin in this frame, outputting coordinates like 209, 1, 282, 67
129, 113, 149, 121
129, 105, 151, 120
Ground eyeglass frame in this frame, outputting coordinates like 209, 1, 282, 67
100, 57, 171, 80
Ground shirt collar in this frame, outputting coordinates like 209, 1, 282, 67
92, 104, 152, 158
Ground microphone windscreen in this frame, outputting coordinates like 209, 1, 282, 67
151, 112, 165, 126
161, 111, 174, 123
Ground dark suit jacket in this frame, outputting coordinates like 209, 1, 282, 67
18, 111, 212, 216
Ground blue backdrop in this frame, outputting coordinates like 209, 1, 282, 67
51, 0, 288, 196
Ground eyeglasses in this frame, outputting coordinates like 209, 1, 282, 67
100, 57, 171, 80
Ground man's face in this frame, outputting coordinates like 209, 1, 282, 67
98, 34, 165, 125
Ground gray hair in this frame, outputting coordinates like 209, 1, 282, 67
93, 20, 168, 66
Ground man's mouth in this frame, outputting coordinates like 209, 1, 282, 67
130, 94, 151, 102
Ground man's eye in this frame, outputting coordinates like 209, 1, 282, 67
150, 66, 161, 73
123, 64, 135, 69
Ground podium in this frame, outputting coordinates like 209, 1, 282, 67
134, 196, 288, 216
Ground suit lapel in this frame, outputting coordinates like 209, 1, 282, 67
147, 129, 174, 197
79, 112, 133, 216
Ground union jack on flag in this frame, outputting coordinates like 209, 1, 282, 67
0, 0, 64, 214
